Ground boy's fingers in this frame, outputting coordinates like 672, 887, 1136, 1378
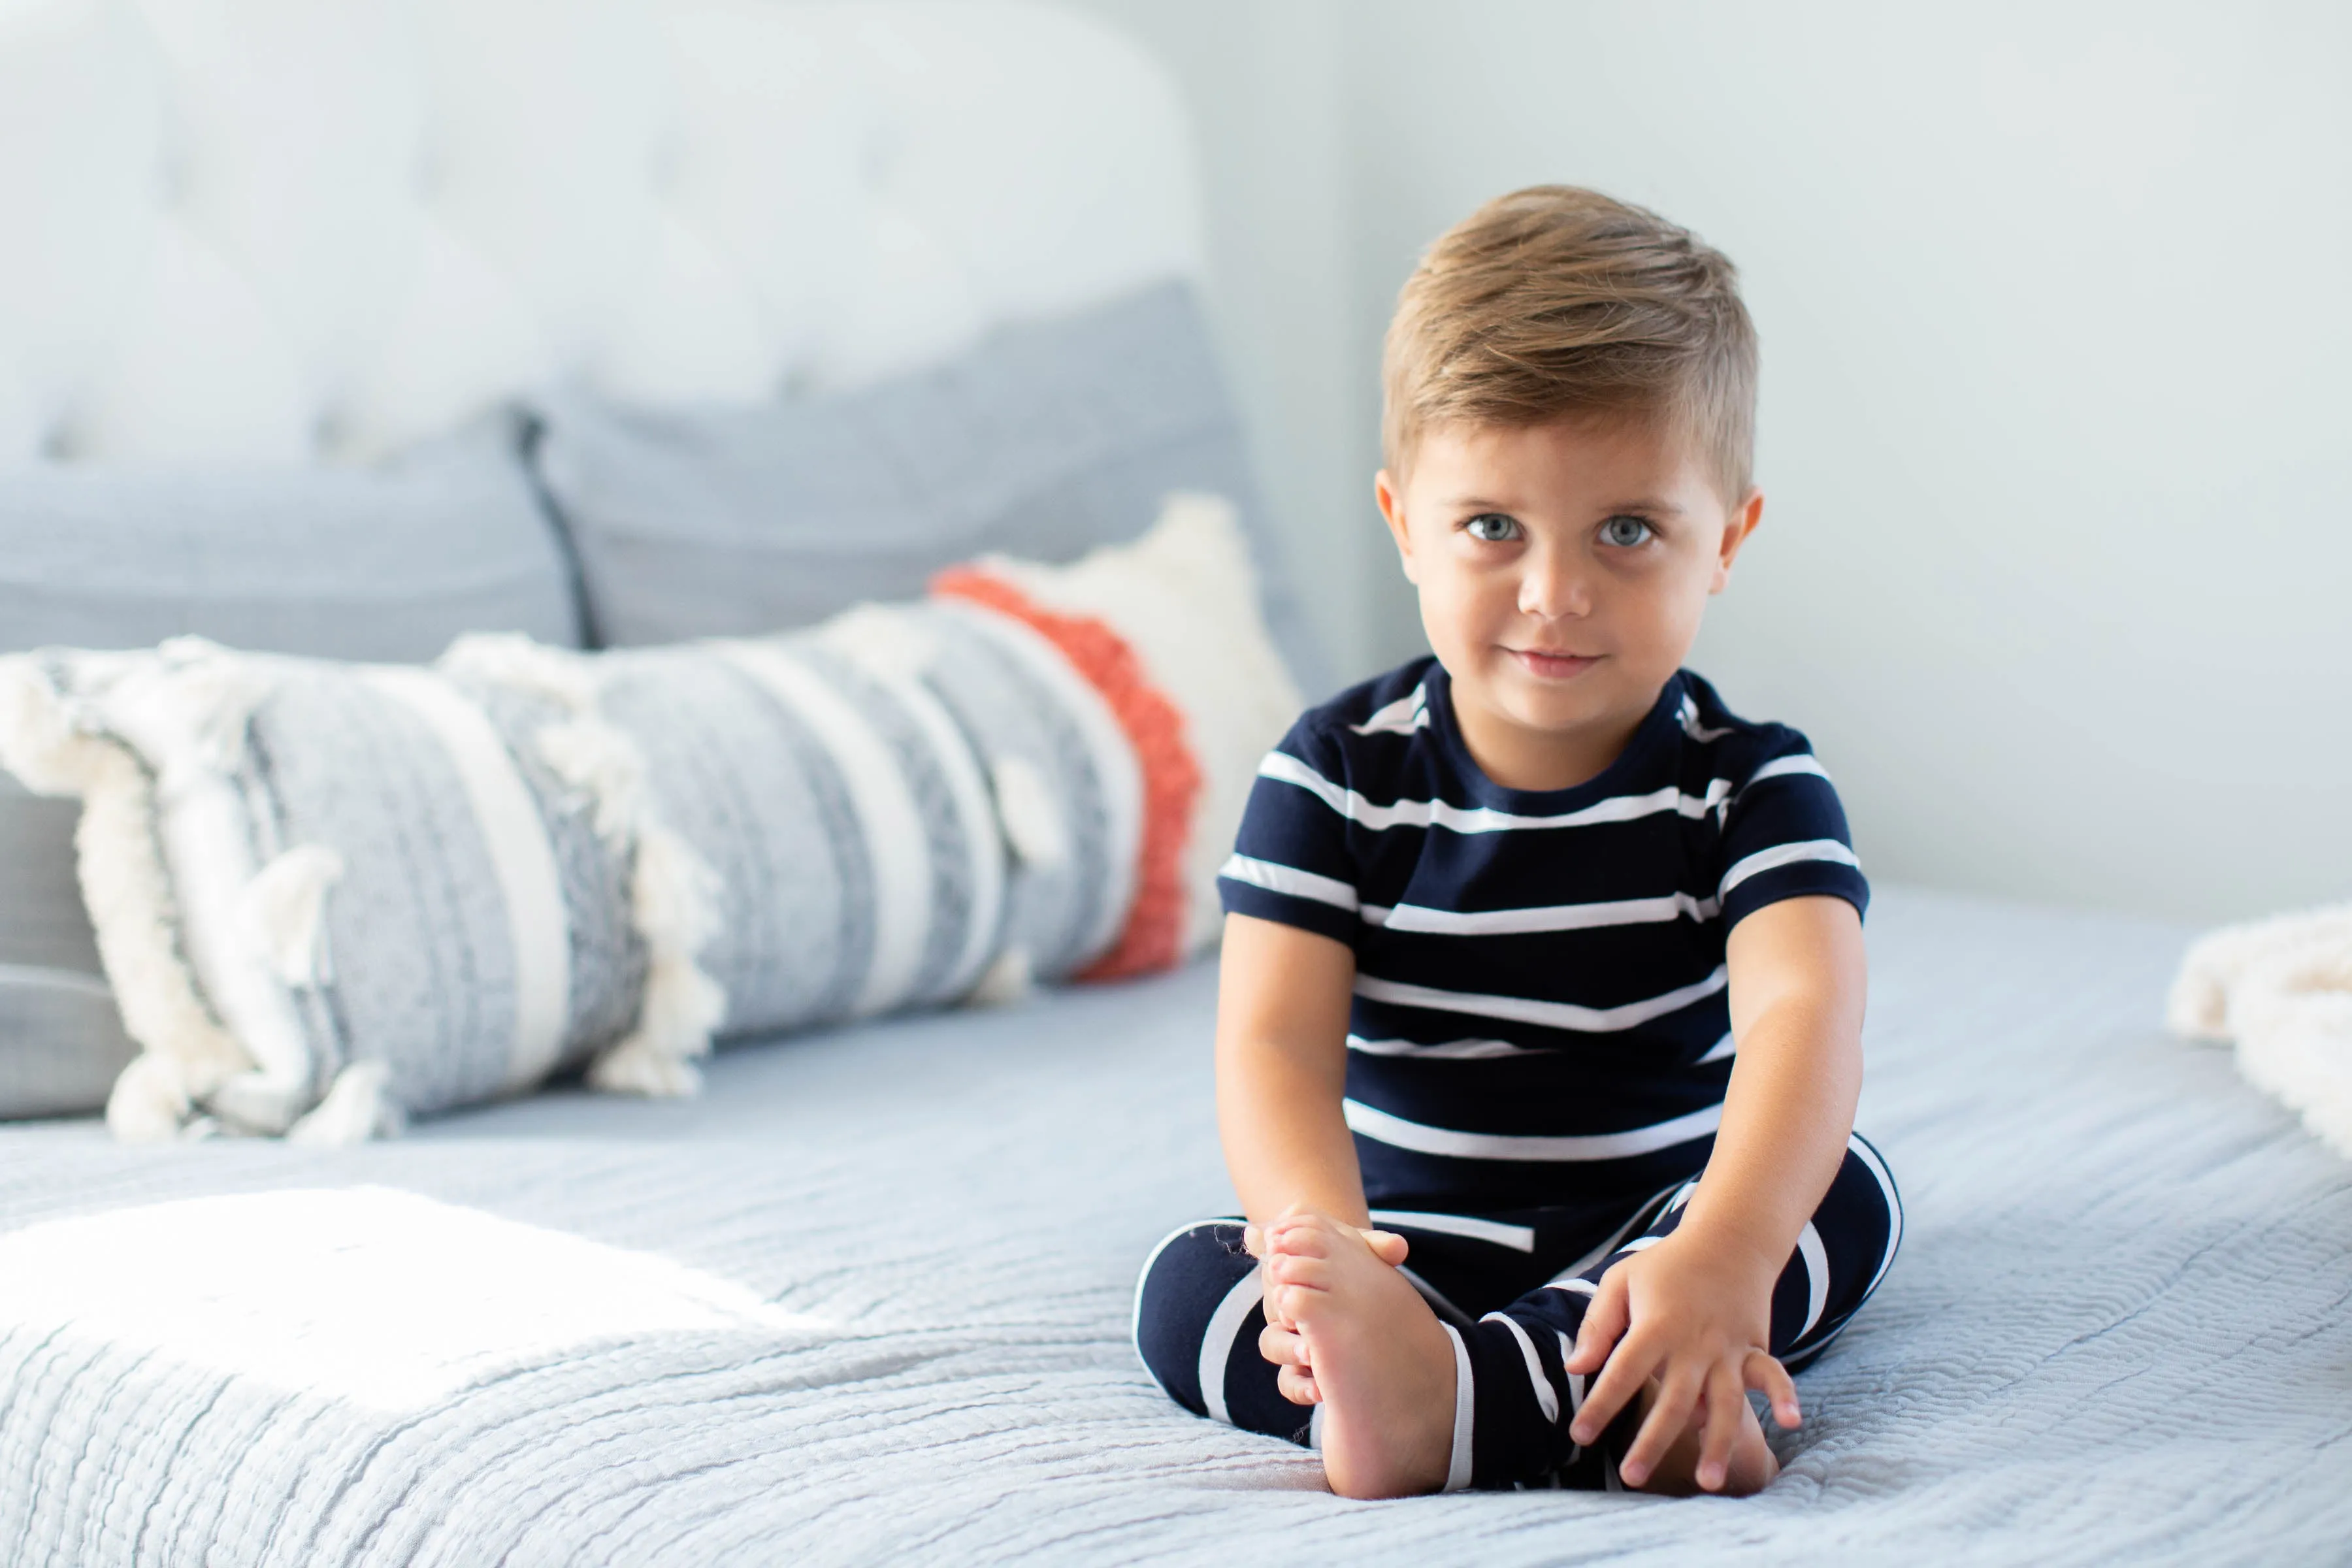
1619, 1366, 1701, 1490
1694, 1369, 1744, 1493
1359, 1228, 1410, 1267
1567, 1329, 1653, 1446
1746, 1349, 1801, 1429
1563, 1274, 1628, 1375
1277, 1364, 1321, 1405
1243, 1224, 1264, 1258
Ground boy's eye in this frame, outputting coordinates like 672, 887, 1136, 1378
1463, 513, 1522, 543
1599, 515, 1655, 548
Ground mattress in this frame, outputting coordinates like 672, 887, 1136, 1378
0, 887, 2344, 1564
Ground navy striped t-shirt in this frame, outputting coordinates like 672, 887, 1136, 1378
1217, 657, 1868, 1211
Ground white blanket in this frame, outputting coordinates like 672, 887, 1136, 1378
0, 887, 2344, 1563
2169, 903, 2352, 1158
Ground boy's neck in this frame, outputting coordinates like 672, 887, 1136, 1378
1445, 673, 1663, 794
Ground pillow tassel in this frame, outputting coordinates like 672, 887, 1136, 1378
584, 825, 725, 1098
0, 657, 257, 1141
286, 1060, 404, 1145
447, 632, 729, 1100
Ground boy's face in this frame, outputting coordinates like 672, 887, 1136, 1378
1376, 417, 1762, 789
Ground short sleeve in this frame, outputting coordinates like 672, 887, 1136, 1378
1714, 731, 1869, 930
1217, 715, 1362, 947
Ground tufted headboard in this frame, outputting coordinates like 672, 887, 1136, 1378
0, 0, 1203, 467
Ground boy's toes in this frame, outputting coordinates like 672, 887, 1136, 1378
1266, 1251, 1330, 1288
1266, 1279, 1317, 1326
1266, 1218, 1334, 1258
1259, 1322, 1309, 1368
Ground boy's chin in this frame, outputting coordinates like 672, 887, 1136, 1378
1468, 678, 1617, 739
1477, 667, 1665, 743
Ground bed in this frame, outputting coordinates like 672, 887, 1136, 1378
0, 887, 2345, 1562
2, 3, 2347, 1561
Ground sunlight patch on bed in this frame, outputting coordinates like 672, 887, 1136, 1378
0, 1186, 830, 1411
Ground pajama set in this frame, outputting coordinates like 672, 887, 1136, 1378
1133, 658, 1902, 1490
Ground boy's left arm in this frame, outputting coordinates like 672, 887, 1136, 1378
1563, 894, 1866, 1490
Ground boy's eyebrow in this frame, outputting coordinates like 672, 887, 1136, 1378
1445, 495, 1690, 517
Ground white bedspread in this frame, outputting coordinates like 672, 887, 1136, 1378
1, 888, 2345, 1563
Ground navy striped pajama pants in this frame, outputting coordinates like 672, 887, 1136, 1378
1133, 1134, 1901, 1490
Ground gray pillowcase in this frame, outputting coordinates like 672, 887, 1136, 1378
0, 417, 582, 1120
528, 280, 1328, 695
0, 418, 581, 659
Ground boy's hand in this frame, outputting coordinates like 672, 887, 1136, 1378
1245, 1212, 1407, 1403
1561, 1229, 1801, 1491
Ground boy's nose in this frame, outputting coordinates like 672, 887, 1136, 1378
1516, 551, 1593, 621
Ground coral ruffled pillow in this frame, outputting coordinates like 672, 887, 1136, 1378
0, 495, 1296, 1141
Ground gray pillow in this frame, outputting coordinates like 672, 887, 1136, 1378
0, 418, 581, 659
0, 417, 583, 1120
528, 280, 1328, 694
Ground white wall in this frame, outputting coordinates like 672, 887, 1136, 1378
1062, 1, 2352, 924
1047, 0, 1377, 681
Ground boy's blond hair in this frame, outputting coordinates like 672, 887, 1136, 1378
1382, 186, 1758, 502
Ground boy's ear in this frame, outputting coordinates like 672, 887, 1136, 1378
1375, 469, 1420, 585
1709, 489, 1764, 594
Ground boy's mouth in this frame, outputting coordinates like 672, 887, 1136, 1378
1505, 647, 1601, 680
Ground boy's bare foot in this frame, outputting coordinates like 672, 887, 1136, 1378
1622, 1377, 1780, 1495
1262, 1211, 1458, 1499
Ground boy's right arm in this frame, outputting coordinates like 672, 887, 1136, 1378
1213, 911, 1367, 1228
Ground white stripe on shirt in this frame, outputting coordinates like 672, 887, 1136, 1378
1678, 693, 1735, 743
1743, 754, 1831, 789
1345, 1097, 1725, 1162
1718, 839, 1861, 900
1347, 1033, 1548, 1060
1259, 751, 1732, 835
1362, 890, 1719, 935
1354, 966, 1727, 1032
1218, 853, 1358, 911
1349, 683, 1430, 736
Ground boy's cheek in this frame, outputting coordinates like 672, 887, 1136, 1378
1416, 566, 1509, 644
1412, 575, 1473, 652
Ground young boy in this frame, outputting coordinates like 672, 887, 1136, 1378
1133, 187, 1900, 1498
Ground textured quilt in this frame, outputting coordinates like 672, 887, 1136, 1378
0, 887, 2345, 1564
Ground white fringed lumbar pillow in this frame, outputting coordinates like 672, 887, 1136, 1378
0, 495, 1298, 1140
